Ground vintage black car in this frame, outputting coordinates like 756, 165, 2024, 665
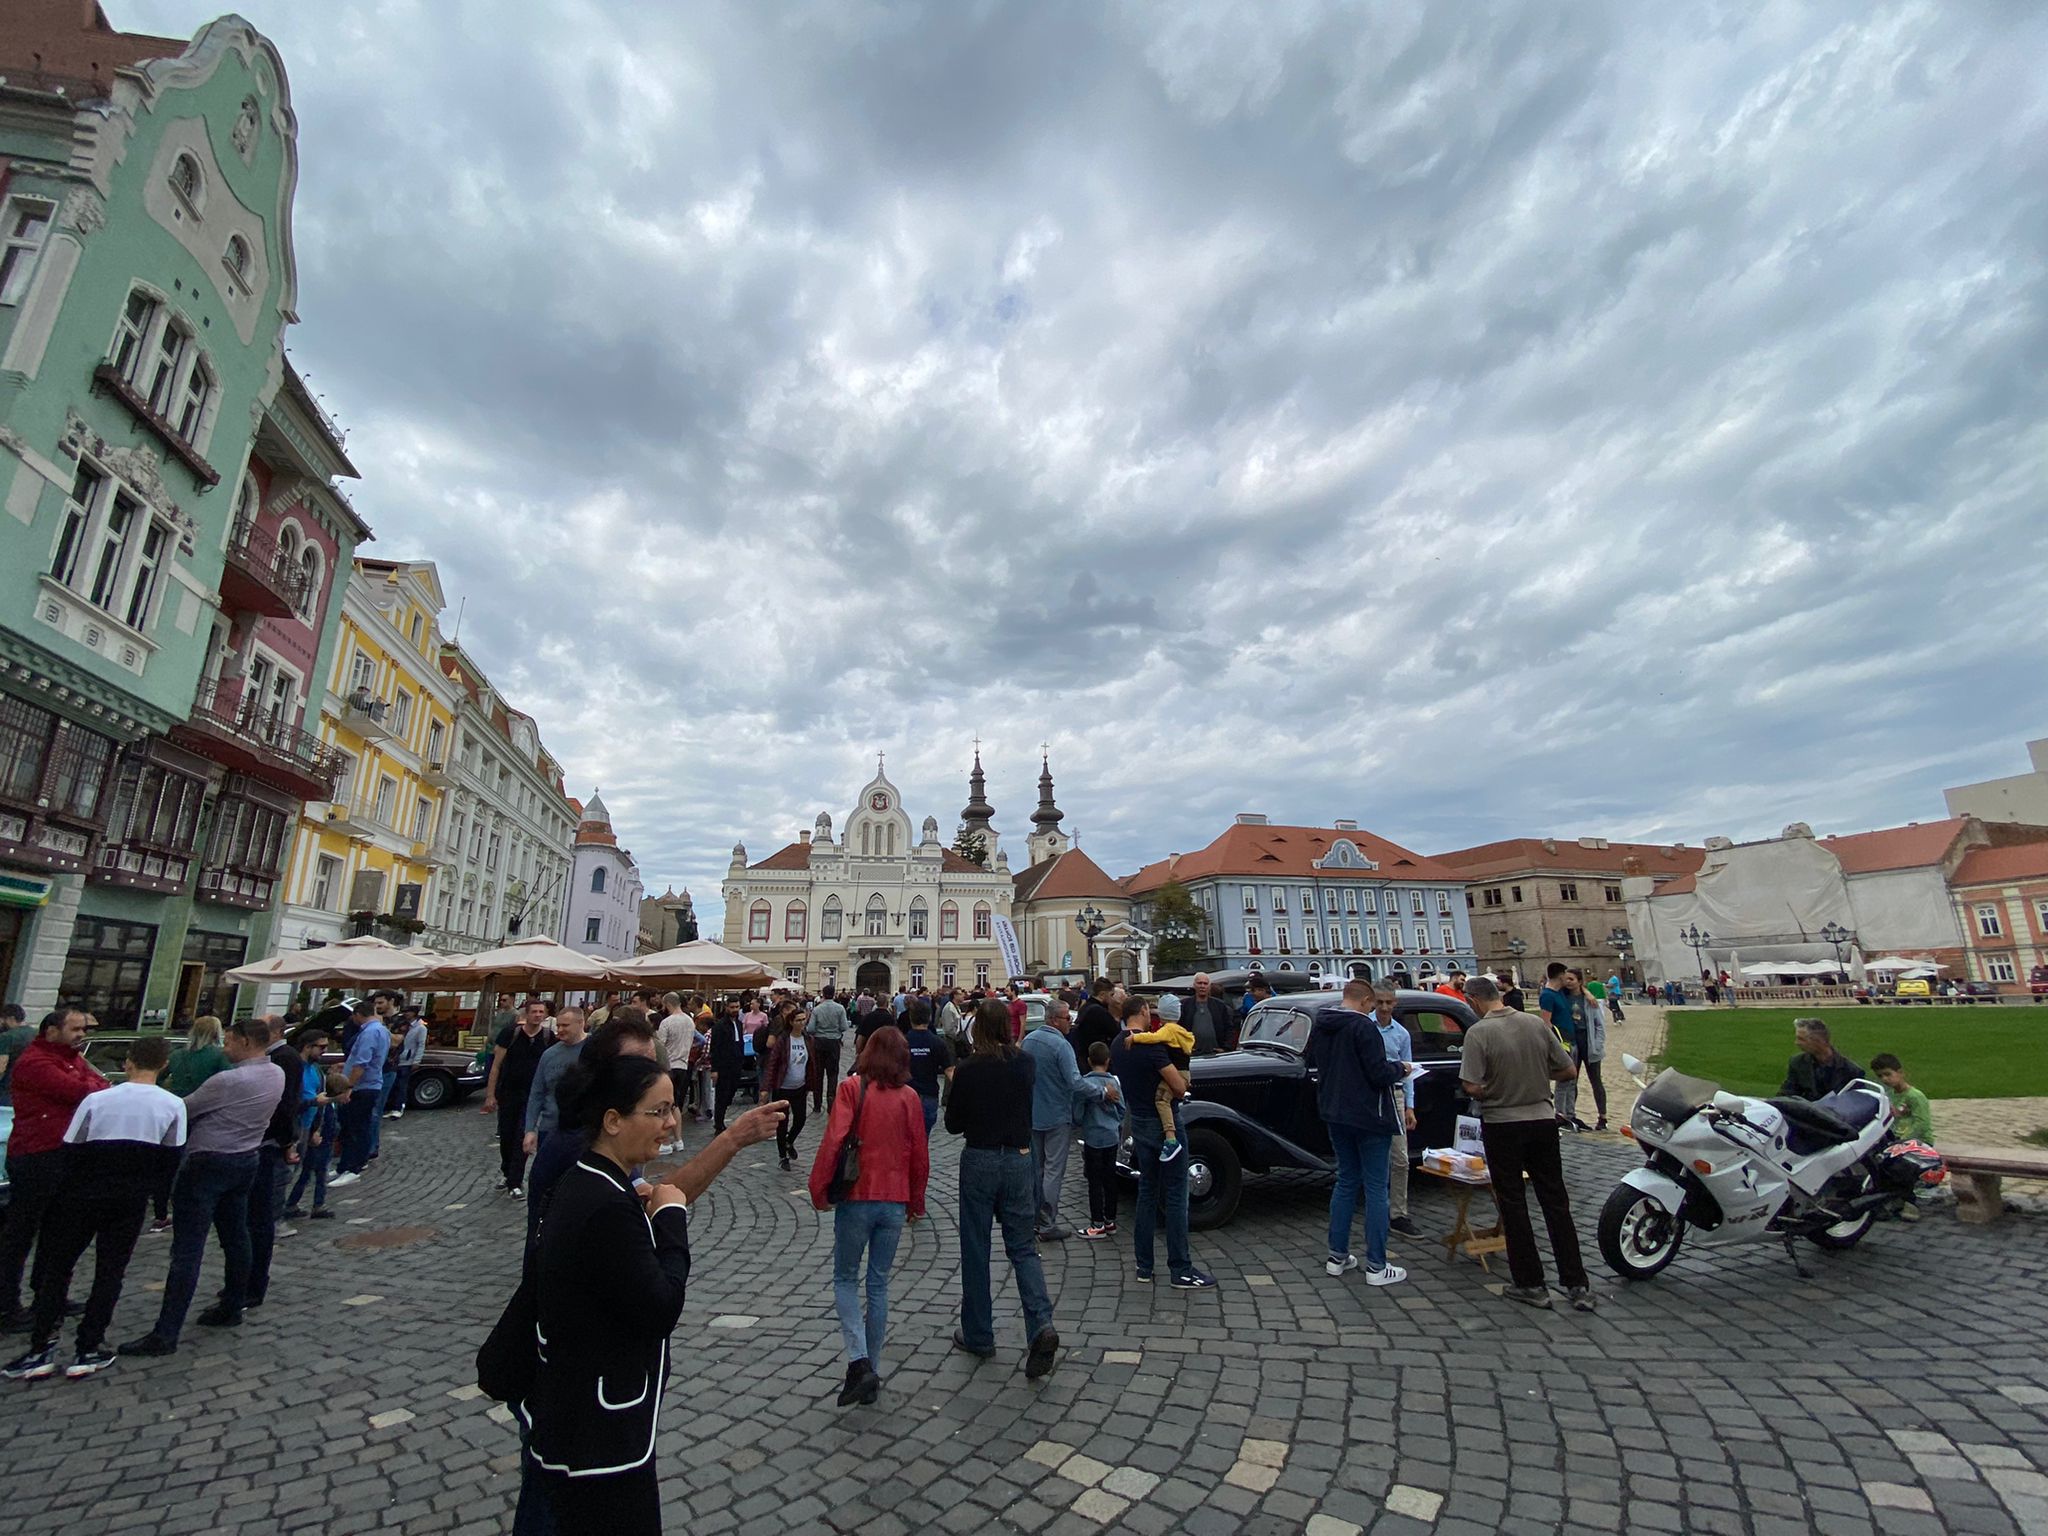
1123, 987, 1477, 1229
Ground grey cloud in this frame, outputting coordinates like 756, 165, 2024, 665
126, 0, 2048, 933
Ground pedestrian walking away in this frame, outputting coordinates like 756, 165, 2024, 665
0, 1008, 109, 1332
945, 1000, 1060, 1378
122, 1017, 285, 1354
1459, 976, 1593, 1311
3, 1035, 184, 1381
807, 985, 850, 1113
809, 1025, 929, 1406
655, 995, 694, 1144
1305, 980, 1409, 1287
1020, 998, 1085, 1238
1110, 996, 1215, 1290
901, 999, 952, 1135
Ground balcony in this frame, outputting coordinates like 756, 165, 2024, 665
194, 864, 277, 911
409, 839, 446, 868
219, 510, 311, 621
324, 800, 380, 838
342, 692, 397, 743
91, 363, 221, 488
93, 839, 194, 896
422, 758, 456, 788
172, 678, 347, 802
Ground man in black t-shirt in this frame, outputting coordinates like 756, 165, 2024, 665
901, 1001, 953, 1135
1069, 979, 1119, 1069
483, 999, 553, 1197
1111, 1010, 1213, 1289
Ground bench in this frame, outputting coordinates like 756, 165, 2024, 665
1939, 1146, 2048, 1225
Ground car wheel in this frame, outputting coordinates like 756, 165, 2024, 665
408, 1071, 452, 1110
1184, 1128, 1243, 1231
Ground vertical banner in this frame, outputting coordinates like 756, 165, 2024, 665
993, 914, 1026, 981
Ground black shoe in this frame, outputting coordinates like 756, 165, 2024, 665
118, 1334, 176, 1358
310, 1209, 335, 1221
196, 1304, 241, 1329
1388, 1215, 1423, 1238
837, 1359, 869, 1407
950, 1328, 995, 1359
858, 1362, 880, 1405
282, 1206, 307, 1220
1025, 1325, 1059, 1381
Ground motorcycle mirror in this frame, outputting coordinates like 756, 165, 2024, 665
1621, 1052, 1650, 1088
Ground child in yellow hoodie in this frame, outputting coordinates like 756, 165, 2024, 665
1129, 993, 1196, 1163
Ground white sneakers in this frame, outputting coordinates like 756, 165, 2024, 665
1326, 1253, 1408, 1286
327, 1171, 361, 1189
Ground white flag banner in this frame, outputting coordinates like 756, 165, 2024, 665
992, 914, 1026, 981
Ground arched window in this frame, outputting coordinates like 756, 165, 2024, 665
297, 545, 321, 620
821, 896, 842, 941
940, 902, 959, 941
591, 866, 606, 894
973, 903, 991, 940
233, 474, 257, 532
169, 152, 204, 210
908, 897, 928, 940
223, 233, 251, 284
276, 520, 301, 570
886, 821, 897, 856
865, 895, 887, 938
785, 900, 806, 942
748, 900, 770, 943
860, 823, 871, 856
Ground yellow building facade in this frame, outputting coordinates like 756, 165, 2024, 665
268, 559, 462, 976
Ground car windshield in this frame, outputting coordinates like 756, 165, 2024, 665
1242, 1006, 1311, 1051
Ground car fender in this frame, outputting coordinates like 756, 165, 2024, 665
1181, 1100, 1330, 1175
1617, 1163, 1688, 1216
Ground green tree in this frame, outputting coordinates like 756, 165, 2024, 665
951, 828, 990, 868
1148, 880, 1208, 974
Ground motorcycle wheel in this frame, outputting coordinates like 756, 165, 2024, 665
1597, 1184, 1684, 1279
1807, 1168, 1878, 1249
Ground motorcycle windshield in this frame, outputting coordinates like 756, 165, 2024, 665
1637, 1068, 1719, 1124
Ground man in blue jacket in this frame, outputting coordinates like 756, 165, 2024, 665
1304, 978, 1409, 1287
1021, 1000, 1085, 1239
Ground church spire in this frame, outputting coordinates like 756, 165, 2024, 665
960, 744, 995, 833
1031, 749, 1064, 831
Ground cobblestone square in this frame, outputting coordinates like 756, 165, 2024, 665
5, 1103, 2046, 1535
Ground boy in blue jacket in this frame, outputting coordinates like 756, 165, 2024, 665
1074, 1042, 1127, 1240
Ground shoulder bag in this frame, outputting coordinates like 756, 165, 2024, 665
825, 1078, 870, 1205
476, 1244, 538, 1404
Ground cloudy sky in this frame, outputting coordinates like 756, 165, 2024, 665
133, 1, 2048, 929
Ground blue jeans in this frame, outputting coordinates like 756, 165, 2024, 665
288, 1132, 333, 1209
833, 1199, 906, 1368
153, 1150, 258, 1342
1327, 1123, 1393, 1270
956, 1147, 1053, 1350
920, 1095, 939, 1136
370, 1067, 410, 1156
1129, 1112, 1193, 1279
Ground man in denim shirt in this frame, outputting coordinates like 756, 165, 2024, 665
330, 1004, 388, 1185
1371, 984, 1422, 1239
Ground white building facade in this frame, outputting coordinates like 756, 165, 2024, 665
721, 762, 1014, 994
563, 791, 643, 960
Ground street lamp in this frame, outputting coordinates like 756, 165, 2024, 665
1608, 926, 1634, 986
1075, 903, 1107, 980
1819, 921, 1855, 975
1505, 935, 1528, 987
1680, 923, 1713, 983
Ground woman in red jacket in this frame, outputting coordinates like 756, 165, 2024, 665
808, 1025, 928, 1406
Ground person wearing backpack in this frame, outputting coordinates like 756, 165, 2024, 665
808, 1025, 928, 1407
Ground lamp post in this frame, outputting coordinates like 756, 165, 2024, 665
1680, 923, 1713, 989
1819, 920, 1855, 977
1608, 926, 1635, 987
1505, 935, 1528, 987
1075, 903, 1107, 981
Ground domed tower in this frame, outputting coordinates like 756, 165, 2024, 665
1026, 751, 1070, 867
957, 747, 999, 864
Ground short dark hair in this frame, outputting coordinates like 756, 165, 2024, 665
37, 1007, 79, 1037
1087, 1041, 1110, 1067
586, 1010, 656, 1062
1249, 976, 1272, 992
1869, 1052, 1902, 1074
230, 1016, 271, 1047
1091, 976, 1113, 996
1546, 962, 1568, 980
562, 1054, 665, 1135
1120, 996, 1151, 1022
350, 1000, 373, 1018
908, 998, 932, 1027
0, 1003, 23, 1024
127, 1035, 171, 1072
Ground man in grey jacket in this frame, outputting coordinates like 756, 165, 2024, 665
806, 985, 850, 1112
1021, 1000, 1093, 1240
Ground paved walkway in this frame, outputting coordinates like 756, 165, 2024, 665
4, 1097, 2047, 1535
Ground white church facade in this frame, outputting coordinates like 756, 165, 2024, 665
720, 758, 1015, 995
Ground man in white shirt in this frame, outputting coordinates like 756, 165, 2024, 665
655, 994, 694, 1154
3, 1036, 185, 1380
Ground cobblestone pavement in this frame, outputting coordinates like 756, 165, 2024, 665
5, 1098, 2047, 1536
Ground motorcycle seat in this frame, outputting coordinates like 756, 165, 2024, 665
1768, 1091, 1877, 1154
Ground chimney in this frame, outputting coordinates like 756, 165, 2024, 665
799, 830, 811, 845
1235, 813, 1269, 826
1541, 837, 1557, 854
1333, 819, 1359, 831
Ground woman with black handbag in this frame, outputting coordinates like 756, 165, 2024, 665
520, 1054, 690, 1533
808, 1024, 928, 1405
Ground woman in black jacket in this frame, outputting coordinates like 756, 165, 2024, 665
524, 1054, 688, 1534
944, 999, 1059, 1379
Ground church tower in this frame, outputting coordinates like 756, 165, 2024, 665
1026, 752, 1070, 867
957, 748, 1000, 864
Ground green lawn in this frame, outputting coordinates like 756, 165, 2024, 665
1658, 1006, 2048, 1100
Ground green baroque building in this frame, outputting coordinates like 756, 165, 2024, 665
0, 9, 367, 1026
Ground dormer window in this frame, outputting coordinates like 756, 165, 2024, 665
169, 153, 204, 212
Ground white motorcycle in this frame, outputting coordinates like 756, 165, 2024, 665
1599, 1054, 1929, 1281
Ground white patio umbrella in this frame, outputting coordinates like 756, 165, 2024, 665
420, 935, 617, 991
226, 934, 445, 987
1866, 957, 1947, 973
606, 940, 778, 990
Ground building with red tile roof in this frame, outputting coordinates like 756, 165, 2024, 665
1948, 839, 2048, 992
